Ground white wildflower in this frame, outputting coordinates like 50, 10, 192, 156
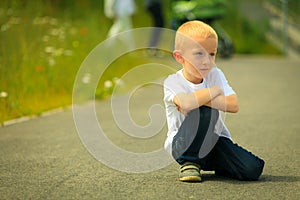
33, 17, 48, 25
0, 91, 8, 98
42, 35, 50, 42
1, 23, 10, 32
42, 16, 50, 25
104, 80, 113, 89
9, 17, 21, 25
112, 77, 119, 84
53, 48, 63, 56
49, 28, 60, 36
112, 77, 124, 87
48, 57, 56, 66
45, 46, 55, 53
82, 73, 91, 84
63, 50, 73, 56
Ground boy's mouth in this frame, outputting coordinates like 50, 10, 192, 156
198, 68, 210, 72
197, 68, 211, 77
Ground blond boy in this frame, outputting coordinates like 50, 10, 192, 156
163, 20, 264, 182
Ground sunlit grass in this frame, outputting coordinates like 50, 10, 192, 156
0, 2, 106, 122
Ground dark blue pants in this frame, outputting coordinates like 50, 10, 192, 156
172, 106, 265, 181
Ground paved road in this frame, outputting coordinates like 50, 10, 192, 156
0, 56, 299, 199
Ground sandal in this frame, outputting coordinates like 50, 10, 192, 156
179, 162, 201, 182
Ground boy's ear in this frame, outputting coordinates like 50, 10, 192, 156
173, 50, 184, 64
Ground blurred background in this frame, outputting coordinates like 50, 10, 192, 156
0, 0, 299, 124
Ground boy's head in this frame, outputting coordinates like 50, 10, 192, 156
174, 20, 218, 51
173, 20, 218, 83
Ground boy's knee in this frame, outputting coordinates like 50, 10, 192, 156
240, 158, 265, 181
199, 106, 219, 122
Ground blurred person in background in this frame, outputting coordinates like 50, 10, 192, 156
104, 0, 136, 48
144, 0, 165, 57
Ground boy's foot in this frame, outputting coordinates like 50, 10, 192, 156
179, 162, 201, 182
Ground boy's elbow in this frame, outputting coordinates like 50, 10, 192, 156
176, 99, 193, 111
230, 103, 239, 113
227, 95, 239, 113
180, 102, 195, 111
232, 104, 239, 113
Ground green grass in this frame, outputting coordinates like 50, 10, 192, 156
0, 5, 84, 120
0, 1, 109, 122
0, 0, 282, 124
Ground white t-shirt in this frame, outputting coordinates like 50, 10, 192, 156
163, 67, 236, 155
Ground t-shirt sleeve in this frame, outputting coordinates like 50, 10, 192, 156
206, 67, 236, 96
163, 74, 185, 104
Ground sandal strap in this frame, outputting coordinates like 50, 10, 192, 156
180, 165, 199, 172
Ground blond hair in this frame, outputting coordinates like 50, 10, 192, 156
174, 20, 218, 50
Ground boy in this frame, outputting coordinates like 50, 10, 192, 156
163, 20, 264, 182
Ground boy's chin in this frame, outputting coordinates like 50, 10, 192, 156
197, 72, 209, 78
199, 69, 213, 77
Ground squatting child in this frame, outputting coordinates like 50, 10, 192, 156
163, 20, 264, 182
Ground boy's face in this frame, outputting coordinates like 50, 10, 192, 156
175, 35, 217, 84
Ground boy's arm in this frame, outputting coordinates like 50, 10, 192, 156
174, 86, 223, 113
205, 94, 239, 113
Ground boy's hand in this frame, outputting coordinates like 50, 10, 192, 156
211, 85, 224, 96
176, 104, 189, 116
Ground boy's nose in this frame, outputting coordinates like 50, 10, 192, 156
202, 55, 213, 66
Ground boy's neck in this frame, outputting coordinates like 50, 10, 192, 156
182, 69, 203, 84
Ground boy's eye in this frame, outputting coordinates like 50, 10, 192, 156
193, 51, 216, 57
194, 52, 204, 56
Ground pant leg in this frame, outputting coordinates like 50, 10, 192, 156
147, 3, 164, 48
203, 137, 265, 181
172, 106, 219, 165
147, 2, 164, 27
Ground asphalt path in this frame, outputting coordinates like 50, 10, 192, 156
0, 56, 299, 199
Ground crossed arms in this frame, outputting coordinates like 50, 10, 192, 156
174, 86, 239, 115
